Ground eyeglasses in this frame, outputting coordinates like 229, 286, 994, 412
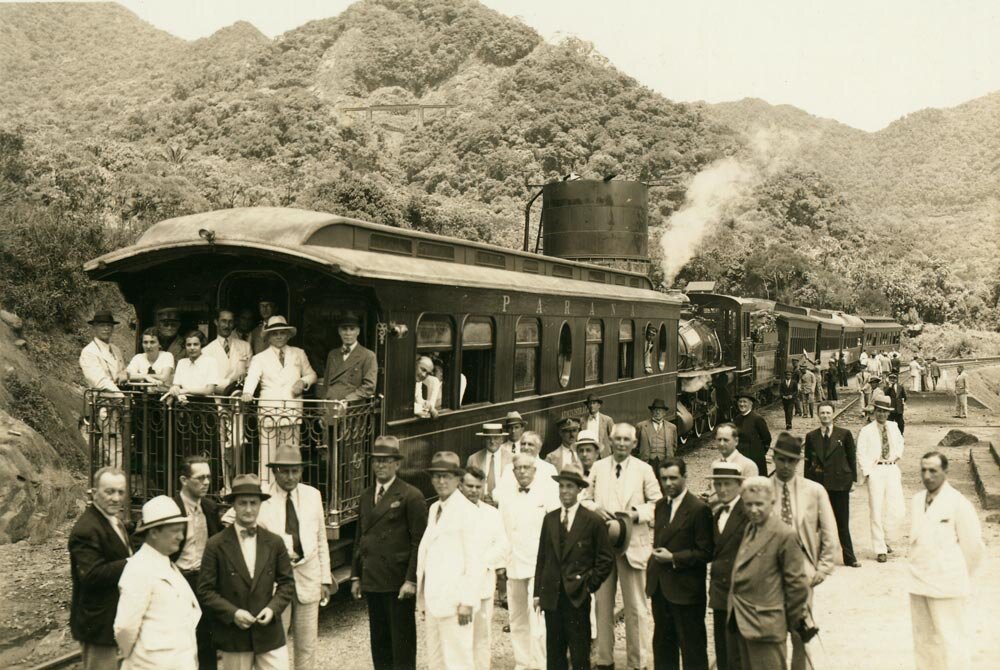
188, 475, 211, 481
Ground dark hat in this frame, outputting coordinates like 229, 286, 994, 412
372, 435, 404, 460
266, 445, 304, 468
476, 423, 508, 438
87, 310, 120, 326
583, 393, 603, 406
552, 463, 590, 488
154, 307, 181, 322
648, 398, 669, 411
426, 451, 463, 475
735, 391, 756, 404
873, 397, 893, 412
605, 511, 634, 556
224, 474, 271, 503
771, 433, 804, 460
338, 314, 361, 328
707, 461, 745, 480
557, 417, 581, 431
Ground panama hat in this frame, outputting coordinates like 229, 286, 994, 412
771, 433, 805, 460
372, 435, 404, 460
706, 461, 745, 480
135, 495, 188, 533
868, 376, 882, 384
504, 411, 527, 426
605, 512, 634, 556
574, 430, 601, 452
267, 445, 304, 468
87, 310, 120, 326
476, 423, 508, 438
873, 397, 893, 412
552, 463, 590, 488
426, 451, 464, 475
224, 474, 271, 503
262, 315, 297, 338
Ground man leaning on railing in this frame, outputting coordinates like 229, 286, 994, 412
80, 310, 128, 468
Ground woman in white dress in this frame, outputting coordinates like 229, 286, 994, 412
126, 327, 175, 390
909, 358, 923, 392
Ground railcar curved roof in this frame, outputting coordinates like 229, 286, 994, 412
85, 207, 683, 305
859, 315, 904, 330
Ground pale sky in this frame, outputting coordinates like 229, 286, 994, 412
52, 0, 1000, 131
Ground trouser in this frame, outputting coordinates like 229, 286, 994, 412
183, 570, 218, 670
474, 595, 494, 670
221, 647, 289, 670
650, 591, 708, 670
838, 368, 848, 387
365, 591, 417, 670
545, 591, 592, 670
889, 411, 905, 434
910, 594, 971, 670
799, 391, 814, 418
781, 400, 794, 429
79, 643, 118, 670
595, 554, 651, 669
827, 379, 838, 400
931, 375, 939, 390
508, 577, 546, 669
281, 598, 319, 670
788, 589, 814, 670
712, 609, 740, 670
825, 489, 857, 564
425, 612, 475, 670
956, 393, 968, 418
866, 464, 904, 554
794, 394, 803, 416
727, 620, 786, 670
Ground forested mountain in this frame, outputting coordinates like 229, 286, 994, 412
1, 0, 997, 332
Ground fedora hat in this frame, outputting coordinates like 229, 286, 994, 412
154, 307, 181, 322
338, 313, 361, 328
574, 430, 600, 451
504, 411, 526, 426
87, 310, 120, 326
873, 397, 893, 412
552, 463, 590, 488
557, 417, 581, 431
426, 451, 464, 475
476, 423, 508, 438
224, 473, 271, 503
135, 495, 188, 533
267, 445, 304, 468
262, 315, 297, 338
771, 433, 804, 460
372, 435, 404, 460
707, 461, 745, 480
583, 393, 603, 406
648, 398, 669, 411
605, 512, 634, 555
868, 376, 882, 384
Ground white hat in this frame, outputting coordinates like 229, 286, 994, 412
135, 495, 188, 533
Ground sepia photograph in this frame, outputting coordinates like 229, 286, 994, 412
0, 1, 998, 668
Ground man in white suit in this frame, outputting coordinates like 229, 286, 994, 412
857, 397, 905, 563
581, 422, 662, 670
498, 431, 557, 488
115, 496, 201, 670
203, 308, 252, 394
417, 451, 487, 670
908, 451, 984, 670
80, 310, 128, 467
242, 316, 317, 482
467, 423, 513, 505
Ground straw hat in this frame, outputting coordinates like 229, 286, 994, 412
262, 315, 297, 339
135, 495, 188, 533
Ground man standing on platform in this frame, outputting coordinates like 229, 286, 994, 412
706, 463, 749, 670
468, 423, 513, 505
885, 372, 908, 434
546, 418, 583, 471
582, 394, 615, 457
155, 307, 186, 360
733, 393, 771, 476
714, 423, 759, 481
804, 403, 860, 568
779, 370, 798, 430
503, 411, 529, 454
582, 423, 662, 670
352, 436, 427, 670
908, 451, 984, 670
646, 457, 714, 670
203, 308, 252, 395
797, 363, 817, 419
636, 398, 677, 473
534, 464, 614, 670
857, 397, 905, 563
953, 364, 969, 418
323, 314, 377, 403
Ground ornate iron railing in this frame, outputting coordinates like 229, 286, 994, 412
83, 389, 380, 530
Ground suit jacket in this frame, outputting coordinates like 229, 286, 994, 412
771, 475, 839, 581
583, 412, 615, 456
804, 426, 857, 491
580, 456, 662, 570
636, 419, 678, 461
954, 372, 968, 394
886, 383, 907, 413
114, 544, 201, 669
79, 338, 126, 392
545, 444, 582, 470
856, 420, 904, 479
734, 412, 772, 464
907, 482, 984, 599
244, 345, 318, 413
416, 492, 486, 618
645, 492, 714, 605
708, 498, 749, 611
468, 446, 514, 497
196, 525, 296, 654
534, 506, 614, 610
798, 370, 817, 393
779, 378, 799, 400
476, 500, 509, 600
256, 482, 332, 603
727, 515, 809, 642
324, 344, 377, 402
69, 505, 132, 645
352, 477, 428, 592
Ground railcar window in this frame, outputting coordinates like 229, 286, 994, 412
557, 322, 573, 388
514, 318, 540, 395
657, 323, 668, 371
618, 320, 634, 380
585, 320, 603, 385
461, 317, 494, 405
417, 314, 455, 410
643, 322, 656, 374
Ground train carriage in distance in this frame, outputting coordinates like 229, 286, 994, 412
83, 184, 682, 580
860, 315, 903, 356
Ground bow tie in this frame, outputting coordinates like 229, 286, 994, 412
720, 504, 731, 514
519, 487, 530, 494
342, 345, 351, 355
239, 527, 257, 539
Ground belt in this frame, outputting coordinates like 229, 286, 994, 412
876, 460, 895, 465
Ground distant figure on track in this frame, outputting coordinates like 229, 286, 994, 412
953, 365, 969, 418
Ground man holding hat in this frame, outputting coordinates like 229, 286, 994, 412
733, 393, 771, 476
583, 394, 614, 457
242, 316, 317, 482
534, 463, 614, 670
706, 462, 750, 670
115, 496, 201, 669
155, 307, 186, 360
637, 398, 678, 473
547, 418, 583, 471
503, 411, 529, 454
198, 474, 296, 670
352, 436, 427, 670
416, 452, 487, 670
323, 313, 377, 403
885, 372, 908, 434
769, 433, 838, 670
468, 423, 513, 504
857, 397, 905, 563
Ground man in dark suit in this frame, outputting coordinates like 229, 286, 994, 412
779, 370, 798, 430
534, 463, 614, 670
804, 402, 859, 568
198, 474, 295, 670
885, 372, 907, 434
172, 456, 224, 670
646, 457, 714, 670
636, 398, 678, 473
706, 463, 750, 670
69, 467, 132, 670
733, 393, 772, 476
351, 436, 428, 670
323, 314, 377, 403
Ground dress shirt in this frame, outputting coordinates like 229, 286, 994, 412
203, 334, 251, 387
717, 495, 740, 533
126, 351, 175, 378
234, 522, 257, 576
374, 477, 395, 505
666, 488, 687, 524
483, 449, 505, 492
497, 475, 560, 579
585, 414, 600, 434
774, 477, 798, 523
172, 355, 220, 393
97, 505, 132, 554
176, 491, 208, 571
562, 502, 580, 531
270, 486, 303, 561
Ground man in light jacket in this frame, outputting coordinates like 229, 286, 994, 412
856, 397, 905, 563
908, 451, 984, 670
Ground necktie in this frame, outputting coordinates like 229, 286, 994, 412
781, 482, 793, 526
615, 463, 622, 479
375, 485, 385, 506
224, 338, 230, 355
436, 505, 443, 523
278, 348, 285, 367
486, 453, 496, 494
879, 424, 890, 460
559, 509, 569, 550
240, 526, 257, 539
113, 517, 131, 554
285, 494, 303, 560
519, 487, 531, 494
665, 498, 673, 523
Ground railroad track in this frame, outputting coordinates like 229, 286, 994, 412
27, 650, 80, 670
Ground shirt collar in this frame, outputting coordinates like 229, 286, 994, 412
95, 504, 120, 525
270, 345, 286, 354
724, 450, 738, 463
93, 338, 112, 353
562, 502, 580, 517
670, 488, 688, 504
344, 342, 357, 352
721, 495, 740, 510
179, 490, 201, 513
376, 477, 395, 492
234, 520, 256, 536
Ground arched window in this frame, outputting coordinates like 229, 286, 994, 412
461, 316, 494, 405
557, 322, 573, 388
658, 323, 668, 371
417, 314, 454, 410
643, 321, 656, 374
514, 318, 540, 396
585, 319, 604, 385
618, 319, 634, 380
